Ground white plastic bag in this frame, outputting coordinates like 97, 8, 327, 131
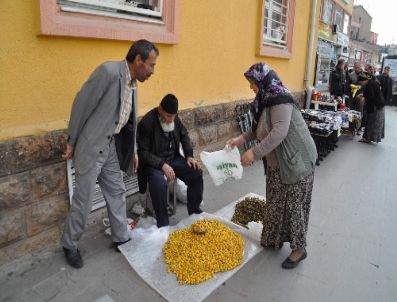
104, 218, 136, 236
246, 221, 264, 242
135, 216, 157, 229
200, 147, 243, 186
175, 178, 188, 204
131, 203, 145, 216
175, 179, 205, 206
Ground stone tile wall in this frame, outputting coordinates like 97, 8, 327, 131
0, 131, 68, 265
0, 92, 305, 264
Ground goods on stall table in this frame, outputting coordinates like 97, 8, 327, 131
340, 110, 362, 137
163, 219, 244, 285
231, 196, 266, 227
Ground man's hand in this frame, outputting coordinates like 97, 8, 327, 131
162, 163, 175, 181
226, 135, 245, 149
133, 153, 139, 171
63, 143, 74, 160
359, 96, 365, 105
186, 157, 200, 170
241, 149, 255, 166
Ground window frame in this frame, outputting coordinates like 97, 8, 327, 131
263, 0, 288, 47
39, 0, 179, 44
321, 0, 334, 25
58, 0, 164, 19
333, 4, 344, 33
259, 0, 296, 59
342, 12, 350, 35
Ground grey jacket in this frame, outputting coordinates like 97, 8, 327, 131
265, 106, 317, 184
67, 61, 137, 174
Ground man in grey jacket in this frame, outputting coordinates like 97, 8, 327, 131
61, 40, 159, 268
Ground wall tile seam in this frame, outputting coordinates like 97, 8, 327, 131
0, 194, 68, 212
0, 184, 68, 212
25, 221, 66, 238
0, 158, 66, 178
0, 225, 61, 251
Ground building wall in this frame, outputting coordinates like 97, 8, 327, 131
352, 5, 372, 42
318, 0, 353, 41
369, 32, 378, 45
0, 0, 317, 141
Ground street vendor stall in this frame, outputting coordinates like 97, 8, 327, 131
301, 109, 362, 165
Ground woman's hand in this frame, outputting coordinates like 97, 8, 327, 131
241, 149, 255, 166
226, 135, 245, 149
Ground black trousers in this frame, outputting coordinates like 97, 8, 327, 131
145, 155, 203, 227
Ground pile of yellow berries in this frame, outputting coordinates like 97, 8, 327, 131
163, 219, 244, 285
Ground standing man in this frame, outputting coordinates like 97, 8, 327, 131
379, 66, 393, 104
348, 62, 365, 134
137, 94, 204, 227
329, 59, 347, 98
61, 40, 159, 268
349, 61, 362, 85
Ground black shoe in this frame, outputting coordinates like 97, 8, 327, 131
63, 247, 83, 269
113, 238, 131, 253
281, 249, 307, 269
359, 138, 371, 143
188, 208, 203, 215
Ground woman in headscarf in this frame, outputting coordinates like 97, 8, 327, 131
227, 63, 317, 269
357, 71, 385, 143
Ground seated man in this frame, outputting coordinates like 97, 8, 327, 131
137, 94, 203, 227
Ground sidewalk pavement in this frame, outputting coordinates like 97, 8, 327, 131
1, 107, 397, 302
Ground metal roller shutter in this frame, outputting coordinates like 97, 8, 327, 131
66, 159, 139, 212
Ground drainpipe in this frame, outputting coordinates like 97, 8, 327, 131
304, 0, 318, 109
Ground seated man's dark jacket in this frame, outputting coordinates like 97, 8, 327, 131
137, 108, 194, 193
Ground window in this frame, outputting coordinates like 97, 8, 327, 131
351, 26, 359, 39
334, 6, 343, 32
316, 56, 332, 89
355, 50, 361, 60
58, 0, 163, 22
263, 0, 288, 47
259, 0, 296, 58
343, 13, 350, 35
321, 0, 333, 25
39, 0, 179, 44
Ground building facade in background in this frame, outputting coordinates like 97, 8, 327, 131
315, 0, 353, 92
348, 5, 380, 69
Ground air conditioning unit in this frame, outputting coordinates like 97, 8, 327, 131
341, 47, 349, 57
336, 46, 349, 58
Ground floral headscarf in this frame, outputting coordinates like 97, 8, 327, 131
244, 63, 295, 131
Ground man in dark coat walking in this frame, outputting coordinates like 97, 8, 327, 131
379, 66, 393, 104
329, 59, 347, 98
